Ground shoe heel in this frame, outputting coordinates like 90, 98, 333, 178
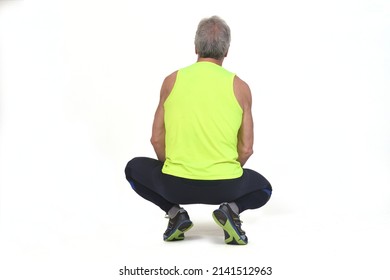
212, 210, 227, 226
164, 221, 193, 241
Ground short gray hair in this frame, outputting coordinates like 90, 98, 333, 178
194, 16, 231, 60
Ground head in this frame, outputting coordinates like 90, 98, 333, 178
194, 16, 231, 60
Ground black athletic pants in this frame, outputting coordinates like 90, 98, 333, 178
125, 157, 272, 214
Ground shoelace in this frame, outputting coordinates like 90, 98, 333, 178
232, 215, 245, 233
232, 213, 243, 224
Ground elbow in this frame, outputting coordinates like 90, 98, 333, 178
243, 147, 253, 158
150, 137, 161, 149
150, 136, 166, 162
239, 146, 253, 158
150, 136, 157, 146
150, 136, 165, 150
238, 147, 253, 167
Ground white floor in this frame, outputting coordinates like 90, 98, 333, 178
1, 1, 389, 279
1, 170, 389, 279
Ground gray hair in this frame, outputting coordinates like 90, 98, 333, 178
194, 16, 231, 60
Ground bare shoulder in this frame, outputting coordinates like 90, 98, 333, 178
233, 75, 252, 110
160, 70, 178, 101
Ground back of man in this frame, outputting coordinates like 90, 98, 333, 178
163, 61, 243, 180
125, 16, 272, 245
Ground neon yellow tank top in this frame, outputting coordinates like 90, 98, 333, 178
162, 62, 243, 180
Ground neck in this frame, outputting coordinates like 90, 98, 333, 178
197, 57, 224, 66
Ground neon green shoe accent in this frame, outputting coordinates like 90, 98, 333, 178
212, 211, 247, 245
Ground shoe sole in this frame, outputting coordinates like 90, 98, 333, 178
164, 220, 193, 241
212, 209, 247, 245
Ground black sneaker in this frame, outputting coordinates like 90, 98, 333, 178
212, 203, 248, 245
163, 209, 193, 241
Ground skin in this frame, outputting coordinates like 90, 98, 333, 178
151, 51, 254, 167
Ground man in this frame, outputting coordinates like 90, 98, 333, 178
125, 16, 272, 245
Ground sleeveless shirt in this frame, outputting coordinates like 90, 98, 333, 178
162, 62, 243, 179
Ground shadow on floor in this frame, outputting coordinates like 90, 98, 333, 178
184, 221, 225, 244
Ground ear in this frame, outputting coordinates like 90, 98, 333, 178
195, 47, 198, 55
224, 47, 229, 57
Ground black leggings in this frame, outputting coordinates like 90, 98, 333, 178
125, 157, 272, 214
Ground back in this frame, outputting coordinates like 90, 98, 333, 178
162, 61, 243, 180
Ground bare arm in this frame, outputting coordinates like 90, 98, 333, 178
234, 76, 254, 166
150, 71, 177, 162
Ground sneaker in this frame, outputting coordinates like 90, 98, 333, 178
163, 209, 193, 241
212, 203, 248, 245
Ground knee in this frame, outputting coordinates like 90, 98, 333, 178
262, 182, 272, 197
124, 157, 138, 180
262, 187, 272, 203
260, 176, 272, 199
125, 159, 139, 189
258, 188, 272, 208
125, 156, 144, 169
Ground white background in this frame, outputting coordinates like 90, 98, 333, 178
0, 0, 389, 279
